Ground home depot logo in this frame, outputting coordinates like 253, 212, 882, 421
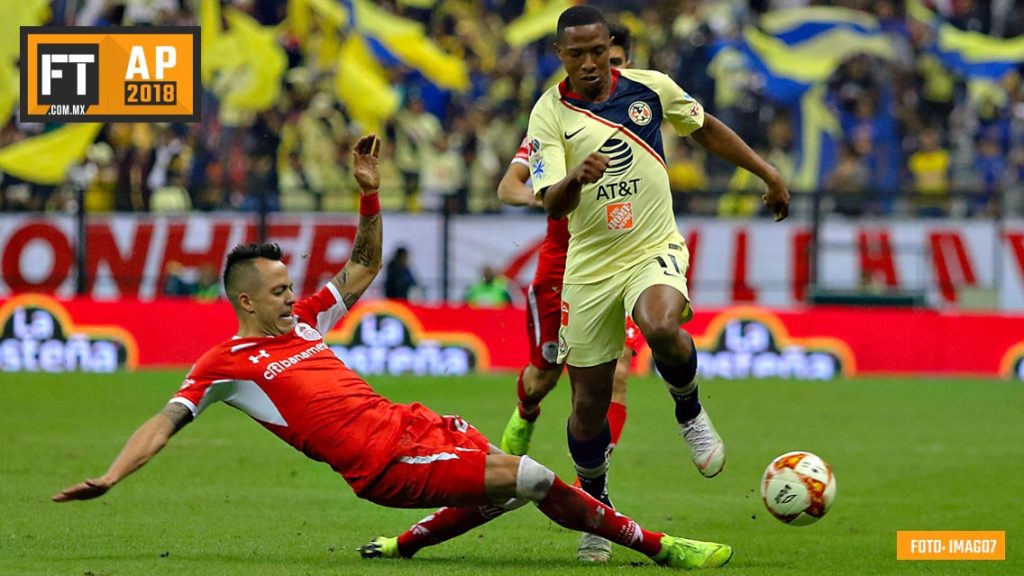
606, 202, 633, 230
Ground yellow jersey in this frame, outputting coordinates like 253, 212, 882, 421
526, 68, 704, 284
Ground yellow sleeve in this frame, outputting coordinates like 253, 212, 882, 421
525, 94, 566, 196
650, 71, 705, 137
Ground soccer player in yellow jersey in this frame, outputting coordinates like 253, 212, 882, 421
526, 5, 790, 562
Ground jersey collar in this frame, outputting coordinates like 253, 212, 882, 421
558, 68, 620, 103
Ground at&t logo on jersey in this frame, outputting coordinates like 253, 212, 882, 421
628, 101, 652, 126
598, 138, 633, 176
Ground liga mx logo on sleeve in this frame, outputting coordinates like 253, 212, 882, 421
21, 27, 199, 122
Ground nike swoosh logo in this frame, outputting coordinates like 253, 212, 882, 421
564, 127, 584, 140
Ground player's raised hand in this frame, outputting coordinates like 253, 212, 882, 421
352, 134, 381, 193
762, 176, 790, 222
52, 478, 112, 502
574, 152, 609, 185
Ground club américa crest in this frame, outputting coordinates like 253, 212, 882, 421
628, 101, 652, 126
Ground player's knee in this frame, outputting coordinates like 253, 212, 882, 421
643, 322, 680, 352
533, 366, 561, 393
515, 456, 555, 502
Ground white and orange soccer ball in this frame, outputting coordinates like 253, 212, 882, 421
760, 451, 836, 526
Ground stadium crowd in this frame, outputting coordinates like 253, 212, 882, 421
1, 0, 1023, 218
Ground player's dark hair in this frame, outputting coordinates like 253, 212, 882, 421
556, 5, 609, 40
609, 23, 632, 60
223, 242, 283, 299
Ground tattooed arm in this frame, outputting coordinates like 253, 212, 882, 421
331, 134, 384, 309
52, 403, 193, 502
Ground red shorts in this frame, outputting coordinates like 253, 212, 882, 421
624, 316, 647, 355
525, 277, 563, 370
357, 404, 491, 509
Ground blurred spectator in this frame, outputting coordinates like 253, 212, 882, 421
908, 129, 952, 217
824, 142, 870, 217
384, 246, 420, 301
392, 95, 442, 211
150, 170, 192, 213
194, 264, 221, 302
971, 130, 1005, 216
420, 134, 465, 213
162, 261, 194, 297
464, 265, 513, 307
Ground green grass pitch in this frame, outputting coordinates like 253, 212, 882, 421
1, 371, 1020, 575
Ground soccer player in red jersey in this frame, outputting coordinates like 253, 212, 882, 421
52, 134, 731, 569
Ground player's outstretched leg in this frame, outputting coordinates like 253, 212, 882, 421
359, 499, 527, 559
500, 365, 559, 455
524, 455, 730, 569
360, 455, 731, 568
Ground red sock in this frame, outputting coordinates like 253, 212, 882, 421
516, 367, 542, 421
396, 504, 507, 557
536, 477, 663, 557
607, 401, 627, 447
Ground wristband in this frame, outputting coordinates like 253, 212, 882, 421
359, 192, 380, 217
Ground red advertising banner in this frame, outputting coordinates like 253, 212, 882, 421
1, 295, 1023, 379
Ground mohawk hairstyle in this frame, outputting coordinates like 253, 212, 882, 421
556, 5, 609, 40
223, 242, 284, 298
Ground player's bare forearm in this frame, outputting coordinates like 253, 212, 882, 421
544, 152, 609, 219
53, 404, 190, 502
541, 178, 582, 220
332, 210, 382, 309
331, 134, 384, 309
497, 164, 541, 207
692, 114, 790, 220
692, 114, 779, 184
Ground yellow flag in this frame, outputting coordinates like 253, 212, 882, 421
200, 0, 222, 84
1, 0, 49, 64
220, 8, 288, 112
505, 0, 572, 48
351, 0, 469, 91
0, 124, 103, 184
305, 0, 348, 29
336, 34, 399, 133
0, 62, 16, 125
287, 0, 311, 47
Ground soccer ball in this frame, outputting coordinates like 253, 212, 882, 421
760, 451, 836, 526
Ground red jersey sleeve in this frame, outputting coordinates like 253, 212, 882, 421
170, 353, 229, 419
511, 136, 530, 168
292, 283, 348, 334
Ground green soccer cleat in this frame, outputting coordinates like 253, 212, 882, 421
358, 536, 400, 559
652, 535, 733, 569
499, 408, 535, 455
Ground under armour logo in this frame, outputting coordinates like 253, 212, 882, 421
249, 350, 269, 364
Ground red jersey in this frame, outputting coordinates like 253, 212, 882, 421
514, 136, 569, 282
172, 284, 417, 495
